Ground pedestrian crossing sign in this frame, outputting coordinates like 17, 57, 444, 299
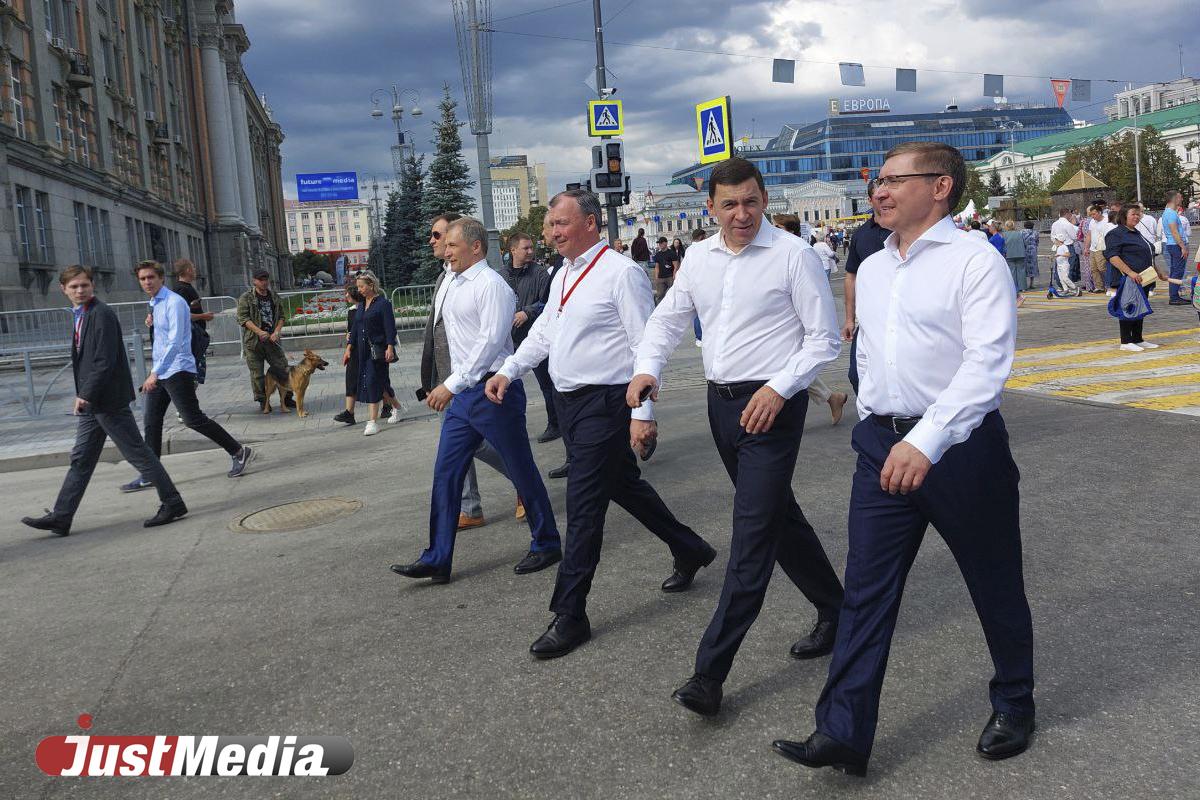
587, 100, 623, 137
696, 96, 733, 164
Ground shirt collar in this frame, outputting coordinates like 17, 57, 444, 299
883, 214, 958, 259
453, 260, 489, 281
714, 219, 778, 255
569, 239, 607, 268
149, 285, 171, 306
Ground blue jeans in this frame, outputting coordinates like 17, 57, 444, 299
1166, 244, 1186, 301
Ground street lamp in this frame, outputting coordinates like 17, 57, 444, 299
370, 86, 422, 177
998, 120, 1023, 189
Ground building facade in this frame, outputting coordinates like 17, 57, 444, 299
616, 183, 786, 240
284, 198, 370, 266
670, 105, 1074, 191
1105, 78, 1200, 120
978, 101, 1200, 197
489, 154, 547, 231
0, 0, 287, 312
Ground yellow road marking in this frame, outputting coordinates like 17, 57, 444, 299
1127, 390, 1200, 410
1006, 352, 1200, 389
1049, 372, 1200, 399
1012, 327, 1200, 357
1013, 342, 1199, 371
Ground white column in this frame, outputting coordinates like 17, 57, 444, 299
227, 64, 261, 234
199, 33, 242, 225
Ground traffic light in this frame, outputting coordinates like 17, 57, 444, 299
591, 139, 625, 193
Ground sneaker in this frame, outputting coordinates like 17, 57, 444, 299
120, 477, 154, 493
380, 404, 393, 419
228, 446, 253, 477
388, 406, 402, 424
333, 410, 356, 425
695, 340, 703, 348
1106, 290, 1116, 297
1118, 343, 1144, 353
364, 420, 379, 436
1139, 341, 1160, 349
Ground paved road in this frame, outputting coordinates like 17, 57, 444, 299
2, 286, 1198, 799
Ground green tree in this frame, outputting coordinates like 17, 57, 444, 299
417, 85, 476, 282
502, 204, 548, 251
291, 249, 330, 279
1049, 125, 1187, 205
1011, 171, 1050, 219
987, 168, 1005, 197
387, 152, 427, 286
961, 165, 988, 214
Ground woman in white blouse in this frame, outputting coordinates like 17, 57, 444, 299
812, 234, 839, 276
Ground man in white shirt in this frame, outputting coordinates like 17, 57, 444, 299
627, 157, 845, 717
391, 218, 562, 582
1087, 205, 1115, 294
486, 190, 716, 660
773, 142, 1035, 777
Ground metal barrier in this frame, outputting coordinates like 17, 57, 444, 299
388, 284, 436, 332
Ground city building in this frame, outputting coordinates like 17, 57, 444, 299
978, 100, 1200, 196
616, 183, 785, 240
1105, 78, 1200, 120
670, 103, 1075, 195
489, 154, 547, 231
0, 0, 288, 312
284, 198, 370, 266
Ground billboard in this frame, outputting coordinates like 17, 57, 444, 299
296, 172, 359, 202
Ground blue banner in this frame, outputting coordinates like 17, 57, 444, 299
296, 172, 359, 202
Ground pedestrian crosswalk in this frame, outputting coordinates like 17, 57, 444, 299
1016, 292, 1112, 314
1007, 327, 1200, 416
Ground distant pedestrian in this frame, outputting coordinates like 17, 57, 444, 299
611, 237, 628, 255
171, 258, 214, 384
812, 234, 838, 276
987, 221, 1006, 256
1052, 240, 1080, 296
631, 227, 651, 270
236, 269, 292, 409
1086, 205, 1115, 294
21, 266, 188, 536
348, 270, 397, 436
1161, 191, 1191, 305
1106, 204, 1168, 352
652, 236, 679, 303
335, 284, 401, 426
1020, 221, 1039, 290
968, 219, 988, 241
1001, 220, 1026, 291
671, 237, 687, 263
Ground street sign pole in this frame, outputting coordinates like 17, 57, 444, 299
592, 0, 619, 244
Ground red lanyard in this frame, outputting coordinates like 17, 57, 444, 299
559, 245, 608, 313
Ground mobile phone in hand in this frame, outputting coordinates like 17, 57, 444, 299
415, 388, 428, 401
638, 384, 653, 402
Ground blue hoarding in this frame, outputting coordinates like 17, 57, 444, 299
296, 172, 359, 202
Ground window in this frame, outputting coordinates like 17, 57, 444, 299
354, 222, 361, 230
10, 59, 28, 140
302, 224, 311, 233
98, 210, 113, 268
301, 212, 309, 220
34, 192, 53, 263
14, 186, 33, 262
74, 203, 94, 265
339, 210, 348, 219
52, 86, 64, 147
355, 235, 362, 243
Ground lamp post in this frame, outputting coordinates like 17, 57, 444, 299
370, 86, 422, 179
998, 120, 1023, 187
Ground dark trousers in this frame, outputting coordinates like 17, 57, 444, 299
815, 412, 1034, 756
695, 389, 844, 681
1119, 319, 1145, 344
549, 384, 710, 619
420, 380, 560, 570
244, 340, 290, 402
532, 359, 558, 429
144, 372, 241, 457
1166, 244, 1186, 301
847, 330, 860, 394
54, 406, 182, 521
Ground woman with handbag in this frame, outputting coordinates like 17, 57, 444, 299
335, 284, 401, 427
1105, 204, 1169, 353
345, 271, 398, 435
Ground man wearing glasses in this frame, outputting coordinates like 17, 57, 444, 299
773, 142, 1035, 776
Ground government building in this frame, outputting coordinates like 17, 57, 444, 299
0, 0, 287, 312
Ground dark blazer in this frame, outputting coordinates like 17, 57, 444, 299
420, 269, 449, 393
73, 299, 135, 412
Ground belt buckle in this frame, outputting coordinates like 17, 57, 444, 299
716, 384, 735, 400
890, 417, 902, 434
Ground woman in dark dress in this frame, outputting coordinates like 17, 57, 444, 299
1105, 204, 1168, 352
335, 285, 400, 426
344, 272, 398, 435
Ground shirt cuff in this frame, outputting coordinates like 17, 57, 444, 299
632, 398, 655, 422
765, 374, 803, 400
903, 418, 952, 465
498, 361, 525, 382
633, 358, 665, 383
444, 374, 468, 395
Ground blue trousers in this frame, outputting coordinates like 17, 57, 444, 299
1166, 244, 1186, 301
420, 380, 560, 570
815, 411, 1034, 756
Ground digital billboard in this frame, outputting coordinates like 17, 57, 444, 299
296, 172, 359, 202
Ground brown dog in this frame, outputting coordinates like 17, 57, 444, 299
262, 349, 329, 417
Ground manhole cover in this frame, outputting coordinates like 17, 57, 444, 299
230, 497, 363, 533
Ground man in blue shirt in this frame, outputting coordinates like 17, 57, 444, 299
121, 260, 252, 491
1161, 191, 1190, 305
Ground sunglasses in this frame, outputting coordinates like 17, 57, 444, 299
430, 231, 442, 240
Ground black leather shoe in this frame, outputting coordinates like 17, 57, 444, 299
789, 619, 838, 660
772, 732, 868, 777
144, 502, 188, 528
21, 511, 70, 537
537, 425, 561, 443
548, 461, 570, 480
333, 410, 356, 425
514, 549, 562, 575
389, 560, 450, 584
976, 711, 1035, 760
530, 613, 590, 659
661, 542, 717, 593
672, 673, 722, 716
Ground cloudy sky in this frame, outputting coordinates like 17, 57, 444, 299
238, 0, 1190, 202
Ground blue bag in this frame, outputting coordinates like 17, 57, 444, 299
1107, 275, 1152, 321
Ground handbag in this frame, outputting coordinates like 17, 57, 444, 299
369, 341, 385, 362
1107, 275, 1153, 321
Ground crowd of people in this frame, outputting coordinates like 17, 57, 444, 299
19, 133, 1200, 780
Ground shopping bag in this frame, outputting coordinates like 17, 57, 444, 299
1107, 275, 1153, 321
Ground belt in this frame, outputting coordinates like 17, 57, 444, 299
560, 383, 605, 400
708, 380, 766, 400
870, 413, 922, 435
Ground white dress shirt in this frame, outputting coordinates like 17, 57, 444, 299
1050, 216, 1078, 245
1089, 219, 1115, 252
437, 260, 516, 395
813, 240, 838, 273
854, 215, 1016, 464
635, 221, 841, 399
498, 239, 656, 421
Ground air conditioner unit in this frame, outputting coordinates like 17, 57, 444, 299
173, 134, 183, 144
51, 37, 66, 50
143, 111, 156, 122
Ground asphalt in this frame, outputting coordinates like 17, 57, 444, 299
1, 279, 1198, 800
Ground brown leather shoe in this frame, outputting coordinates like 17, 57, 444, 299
457, 513, 485, 530
515, 498, 526, 520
